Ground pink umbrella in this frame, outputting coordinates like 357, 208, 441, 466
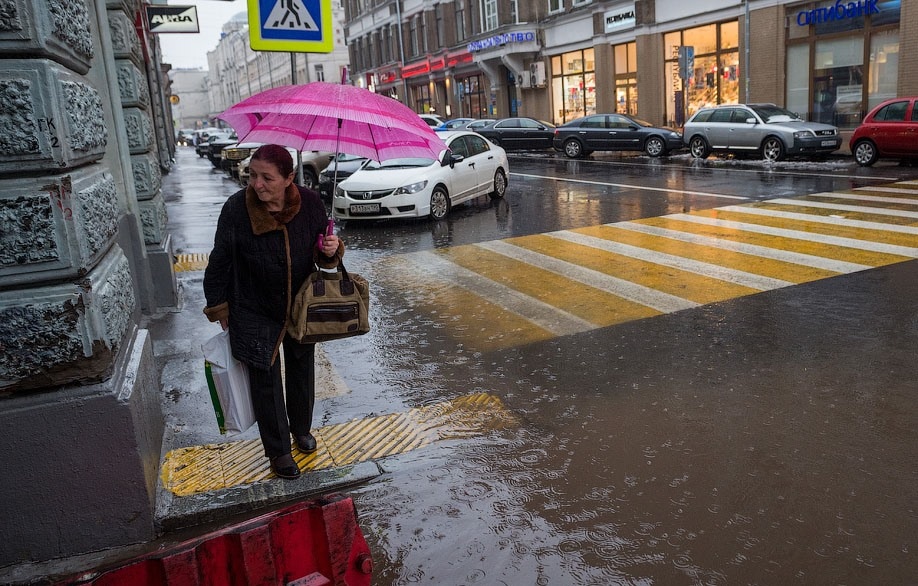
218, 82, 447, 162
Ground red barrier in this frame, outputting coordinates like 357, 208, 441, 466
58, 495, 372, 586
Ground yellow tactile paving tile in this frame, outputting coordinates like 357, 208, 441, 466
174, 253, 210, 272
161, 393, 517, 497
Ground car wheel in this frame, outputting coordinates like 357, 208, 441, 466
563, 138, 584, 158
489, 169, 507, 199
644, 136, 666, 157
689, 136, 710, 159
429, 186, 450, 220
762, 136, 785, 162
300, 168, 318, 190
853, 140, 878, 167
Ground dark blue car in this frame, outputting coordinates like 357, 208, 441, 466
553, 114, 683, 158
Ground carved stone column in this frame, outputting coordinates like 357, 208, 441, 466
0, 0, 164, 565
109, 0, 177, 309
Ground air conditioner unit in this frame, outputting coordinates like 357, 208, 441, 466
529, 61, 546, 87
518, 70, 532, 88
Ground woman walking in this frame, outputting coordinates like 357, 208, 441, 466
203, 144, 342, 479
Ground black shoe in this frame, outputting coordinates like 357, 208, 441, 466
295, 432, 317, 453
270, 454, 300, 479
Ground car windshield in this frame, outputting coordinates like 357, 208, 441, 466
750, 105, 801, 123
633, 117, 654, 127
363, 157, 434, 170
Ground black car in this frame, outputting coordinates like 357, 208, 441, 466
553, 114, 684, 158
318, 153, 368, 199
475, 117, 556, 150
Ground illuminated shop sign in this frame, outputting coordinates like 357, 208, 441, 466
604, 4, 635, 32
796, 0, 880, 25
467, 31, 536, 53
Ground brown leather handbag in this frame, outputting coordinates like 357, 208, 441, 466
288, 261, 370, 344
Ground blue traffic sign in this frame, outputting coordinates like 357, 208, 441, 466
248, 0, 333, 53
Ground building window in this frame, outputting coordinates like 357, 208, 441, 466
482, 0, 498, 32
435, 5, 444, 47
786, 0, 899, 127
613, 42, 637, 116
315, 64, 324, 82
414, 83, 432, 114
458, 75, 487, 118
549, 0, 562, 13
410, 16, 419, 57
510, 0, 518, 24
550, 48, 596, 124
456, 1, 467, 42
664, 21, 739, 126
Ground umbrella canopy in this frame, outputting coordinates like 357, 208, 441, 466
218, 82, 448, 162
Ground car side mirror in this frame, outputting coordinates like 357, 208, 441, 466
746, 117, 757, 124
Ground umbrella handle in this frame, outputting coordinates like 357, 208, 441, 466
317, 218, 335, 249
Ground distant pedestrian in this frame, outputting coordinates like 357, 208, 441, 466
203, 144, 342, 479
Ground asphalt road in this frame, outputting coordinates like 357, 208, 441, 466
170, 147, 918, 584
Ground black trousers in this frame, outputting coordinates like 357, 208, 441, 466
247, 336, 315, 459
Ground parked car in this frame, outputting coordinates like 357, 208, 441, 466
849, 96, 918, 167
435, 118, 475, 131
176, 128, 195, 146
332, 130, 508, 221
553, 114, 683, 158
683, 103, 841, 161
207, 132, 240, 169
475, 117, 556, 150
221, 142, 263, 179
193, 128, 225, 156
465, 119, 497, 132
238, 148, 334, 190
318, 153, 368, 199
419, 114, 445, 127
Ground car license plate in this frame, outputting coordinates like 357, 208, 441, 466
350, 203, 380, 214
821, 140, 837, 147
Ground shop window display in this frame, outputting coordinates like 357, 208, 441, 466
551, 49, 596, 125
664, 22, 738, 126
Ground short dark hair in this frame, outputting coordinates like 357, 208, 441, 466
251, 144, 294, 178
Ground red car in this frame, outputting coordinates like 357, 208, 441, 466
850, 96, 918, 166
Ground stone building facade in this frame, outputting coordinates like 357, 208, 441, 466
0, 0, 174, 565
343, 0, 915, 131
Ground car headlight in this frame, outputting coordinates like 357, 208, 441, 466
668, 131, 681, 139
334, 185, 345, 197
393, 180, 428, 195
793, 130, 814, 139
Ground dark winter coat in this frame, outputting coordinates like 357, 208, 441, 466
203, 184, 341, 370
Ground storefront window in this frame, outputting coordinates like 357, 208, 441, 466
414, 83, 432, 114
787, 0, 899, 127
614, 42, 637, 116
458, 75, 487, 118
664, 22, 739, 126
868, 30, 899, 109
550, 48, 596, 124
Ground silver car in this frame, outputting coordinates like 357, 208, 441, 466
683, 103, 841, 162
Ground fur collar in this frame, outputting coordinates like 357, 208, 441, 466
246, 183, 301, 234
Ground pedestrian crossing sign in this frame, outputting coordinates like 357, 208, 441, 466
248, 0, 333, 53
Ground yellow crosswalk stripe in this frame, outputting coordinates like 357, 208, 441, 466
385, 181, 918, 353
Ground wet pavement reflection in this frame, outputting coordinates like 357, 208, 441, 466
169, 148, 918, 584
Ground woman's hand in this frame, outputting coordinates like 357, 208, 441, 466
320, 234, 339, 257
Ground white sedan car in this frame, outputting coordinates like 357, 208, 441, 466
332, 130, 509, 221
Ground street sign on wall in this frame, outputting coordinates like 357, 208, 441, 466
146, 5, 199, 34
248, 0, 333, 53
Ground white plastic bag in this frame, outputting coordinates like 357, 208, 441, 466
202, 330, 256, 435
